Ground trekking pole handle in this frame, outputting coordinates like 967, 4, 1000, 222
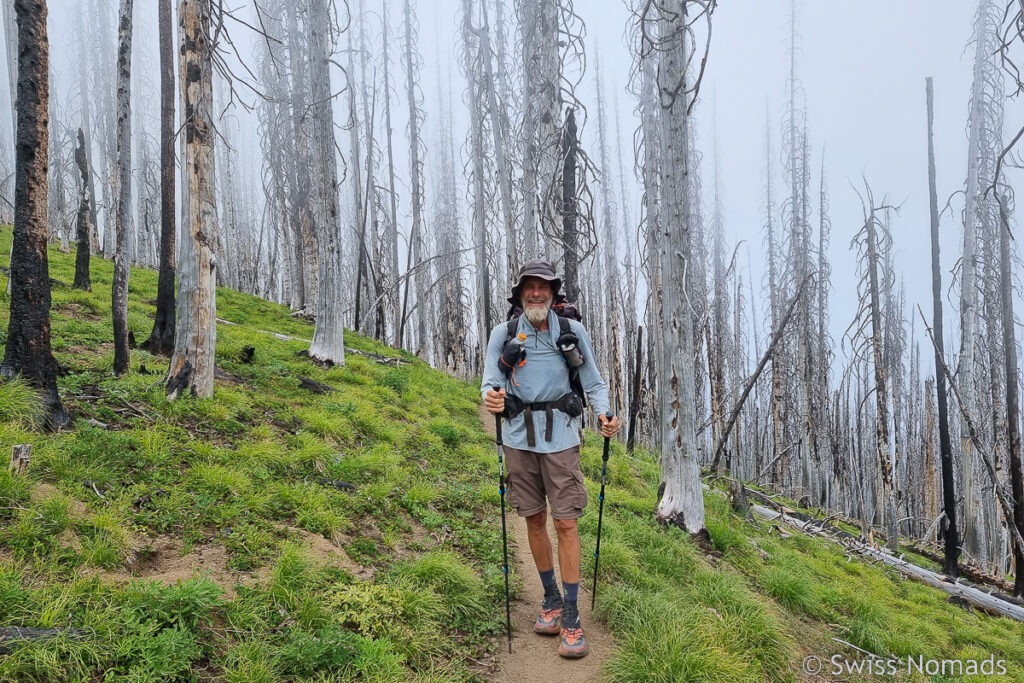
492, 386, 503, 445
601, 411, 614, 460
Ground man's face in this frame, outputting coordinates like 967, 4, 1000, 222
521, 277, 554, 324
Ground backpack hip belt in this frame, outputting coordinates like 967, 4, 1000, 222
503, 392, 583, 448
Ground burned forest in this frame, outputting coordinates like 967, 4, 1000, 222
2, 0, 1024, 666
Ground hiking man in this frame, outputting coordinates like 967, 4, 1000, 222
482, 258, 620, 659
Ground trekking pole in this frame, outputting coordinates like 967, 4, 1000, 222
592, 411, 614, 610
493, 388, 513, 654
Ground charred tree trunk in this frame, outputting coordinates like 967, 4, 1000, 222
926, 77, 960, 576
144, 0, 176, 356
998, 196, 1024, 596
165, 0, 217, 400
561, 108, 579, 302
3, 0, 14, 295
111, 0, 133, 377
627, 325, 643, 454
72, 128, 91, 291
1, 0, 70, 429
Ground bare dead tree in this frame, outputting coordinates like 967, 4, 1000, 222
398, 0, 427, 355
72, 127, 92, 290
1, 0, 70, 429
381, 0, 401, 347
165, 0, 219, 400
847, 181, 900, 552
433, 74, 469, 380
460, 0, 494, 368
926, 78, 961, 576
73, 0, 100, 252
593, 53, 624, 417
613, 87, 639, 431
996, 194, 1024, 596
958, 0, 1005, 561
111, 0, 133, 377
919, 307, 1024, 556
307, 0, 347, 366
143, 0, 176, 355
645, 0, 716, 534
94, 0, 118, 261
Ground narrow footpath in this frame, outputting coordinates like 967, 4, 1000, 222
479, 405, 614, 682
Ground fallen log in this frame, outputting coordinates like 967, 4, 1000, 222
741, 483, 1019, 597
298, 376, 335, 395
749, 502, 1024, 623
903, 541, 1016, 594
215, 318, 409, 366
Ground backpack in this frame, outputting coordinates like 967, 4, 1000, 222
501, 300, 588, 410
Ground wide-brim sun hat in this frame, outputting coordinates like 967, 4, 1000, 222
509, 258, 562, 303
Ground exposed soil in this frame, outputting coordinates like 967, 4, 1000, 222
31, 483, 89, 517
53, 302, 102, 321
478, 405, 614, 682
85, 535, 255, 599
280, 524, 372, 580
75, 525, 373, 600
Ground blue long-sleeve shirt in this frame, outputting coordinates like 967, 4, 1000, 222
481, 310, 610, 453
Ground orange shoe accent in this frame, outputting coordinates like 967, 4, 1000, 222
534, 607, 562, 635
558, 626, 588, 658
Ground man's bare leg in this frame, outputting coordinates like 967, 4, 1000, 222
553, 518, 581, 584
526, 511, 565, 634
553, 517, 587, 656
525, 511, 554, 572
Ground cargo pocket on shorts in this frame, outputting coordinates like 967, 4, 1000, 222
504, 474, 520, 510
572, 468, 588, 510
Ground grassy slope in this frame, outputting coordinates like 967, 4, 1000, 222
0, 227, 1021, 682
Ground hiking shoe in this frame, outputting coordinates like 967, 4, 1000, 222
558, 605, 588, 658
535, 592, 563, 635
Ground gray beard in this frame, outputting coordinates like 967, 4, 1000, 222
523, 302, 551, 326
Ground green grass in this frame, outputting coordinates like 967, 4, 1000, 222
1, 225, 1023, 681
0, 227, 509, 681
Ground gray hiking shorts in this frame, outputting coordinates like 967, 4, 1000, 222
503, 445, 588, 520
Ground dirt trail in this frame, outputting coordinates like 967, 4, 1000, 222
479, 405, 614, 682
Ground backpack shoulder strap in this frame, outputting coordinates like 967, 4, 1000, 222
505, 317, 519, 343
557, 317, 588, 408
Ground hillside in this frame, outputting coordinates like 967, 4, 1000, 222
0, 228, 1022, 682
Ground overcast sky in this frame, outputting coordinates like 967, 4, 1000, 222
4, 0, 1017, 374
698, 0, 983, 363
420, 0, 1006, 368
